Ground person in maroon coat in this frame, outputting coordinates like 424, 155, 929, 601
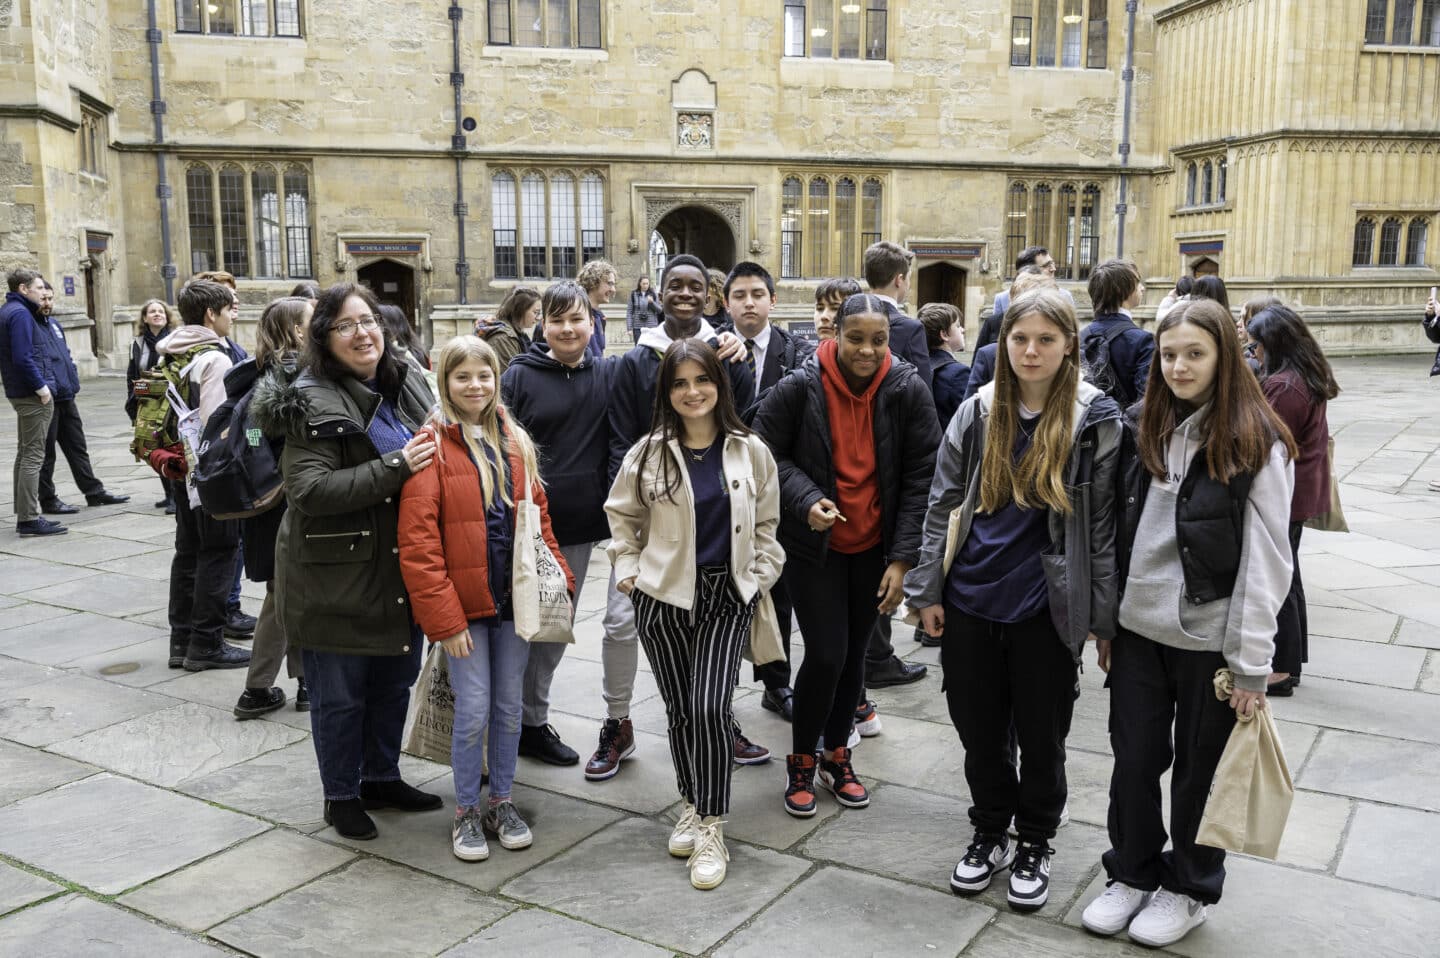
1245, 304, 1339, 696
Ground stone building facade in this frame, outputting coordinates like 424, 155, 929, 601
0, 0, 1436, 369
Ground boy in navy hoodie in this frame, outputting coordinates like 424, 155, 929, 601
587, 254, 761, 781
1079, 259, 1154, 408
501, 281, 613, 768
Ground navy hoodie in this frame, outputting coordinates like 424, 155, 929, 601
1081, 312, 1155, 406
501, 341, 614, 546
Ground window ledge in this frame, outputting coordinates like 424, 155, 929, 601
1174, 202, 1232, 216
171, 32, 305, 41
480, 45, 608, 61
1352, 265, 1435, 272
1008, 65, 1112, 72
779, 56, 894, 89
1362, 43, 1440, 55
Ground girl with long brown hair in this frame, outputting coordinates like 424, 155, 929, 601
1082, 298, 1296, 947
905, 286, 1122, 913
605, 338, 785, 890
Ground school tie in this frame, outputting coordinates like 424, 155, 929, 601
745, 339, 757, 384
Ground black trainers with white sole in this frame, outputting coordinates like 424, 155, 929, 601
950, 832, 1015, 894
1006, 841, 1053, 911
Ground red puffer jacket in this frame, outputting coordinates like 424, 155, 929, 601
398, 417, 573, 642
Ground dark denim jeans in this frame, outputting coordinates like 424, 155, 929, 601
167, 479, 239, 652
303, 643, 423, 801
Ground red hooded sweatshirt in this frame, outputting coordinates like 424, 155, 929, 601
816, 338, 890, 554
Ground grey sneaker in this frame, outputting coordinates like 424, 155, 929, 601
452, 807, 489, 862
482, 800, 533, 850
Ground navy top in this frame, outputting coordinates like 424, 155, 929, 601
683, 435, 730, 568
945, 410, 1051, 623
364, 382, 412, 457
477, 441, 515, 621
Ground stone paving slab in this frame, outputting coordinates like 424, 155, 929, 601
1304, 634, 1427, 689
440, 908, 672, 958
717, 866, 993, 957
0, 861, 61, 917
148, 665, 312, 730
1336, 804, 1440, 897
180, 739, 448, 829
314, 778, 622, 892
1064, 856, 1440, 958
0, 656, 60, 694
0, 895, 232, 957
65, 638, 186, 689
15, 572, 170, 618
0, 773, 267, 895
0, 531, 161, 565
964, 913, 1167, 958
49, 701, 307, 787
1395, 616, 1440, 649
119, 827, 357, 932
0, 739, 95, 808
518, 710, 680, 814
1269, 788, 1351, 870
502, 816, 810, 955
0, 611, 167, 666
1270, 677, 1440, 746
0, 555, 101, 592
1299, 728, 1440, 812
0, 673, 174, 746
210, 859, 512, 958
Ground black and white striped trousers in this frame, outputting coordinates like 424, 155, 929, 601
632, 566, 756, 817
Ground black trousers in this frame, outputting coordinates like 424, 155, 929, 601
1102, 630, 1236, 905
1271, 521, 1307, 676
752, 578, 794, 689
39, 397, 102, 502
633, 567, 755, 817
942, 606, 1077, 842
784, 546, 884, 756
167, 480, 240, 652
865, 614, 896, 667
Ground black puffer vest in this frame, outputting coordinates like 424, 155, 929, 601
1119, 435, 1253, 606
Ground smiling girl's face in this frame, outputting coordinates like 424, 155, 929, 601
1159, 320, 1219, 405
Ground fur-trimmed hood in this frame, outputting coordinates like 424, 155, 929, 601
248, 361, 309, 439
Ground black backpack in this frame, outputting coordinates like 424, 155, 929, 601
1081, 323, 1134, 407
193, 370, 283, 521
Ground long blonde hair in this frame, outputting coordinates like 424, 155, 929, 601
434, 335, 541, 508
978, 287, 1079, 516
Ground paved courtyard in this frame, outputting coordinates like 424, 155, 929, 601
1, 356, 1439, 957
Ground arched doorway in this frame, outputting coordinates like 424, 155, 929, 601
1190, 256, 1220, 278
651, 205, 736, 275
357, 259, 417, 330
917, 262, 967, 319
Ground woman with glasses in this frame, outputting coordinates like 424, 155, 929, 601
264, 282, 442, 840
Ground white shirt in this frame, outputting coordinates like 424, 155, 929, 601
738, 322, 773, 376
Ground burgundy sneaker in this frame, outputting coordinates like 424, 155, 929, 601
733, 729, 771, 765
584, 717, 636, 781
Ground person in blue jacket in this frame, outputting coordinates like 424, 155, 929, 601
501, 281, 615, 769
919, 302, 971, 429
1077, 259, 1154, 409
34, 280, 129, 514
0, 268, 66, 536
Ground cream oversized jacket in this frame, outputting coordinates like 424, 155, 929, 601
605, 431, 787, 664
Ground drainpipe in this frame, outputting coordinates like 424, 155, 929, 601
450, 3, 470, 307
145, 0, 177, 302
1115, 0, 1138, 258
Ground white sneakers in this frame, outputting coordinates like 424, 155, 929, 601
669, 803, 700, 858
1082, 883, 1208, 947
1126, 889, 1208, 947
688, 818, 729, 890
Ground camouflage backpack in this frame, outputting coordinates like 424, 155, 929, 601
130, 342, 222, 477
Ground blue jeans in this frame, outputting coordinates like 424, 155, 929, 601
450, 618, 530, 808
303, 644, 422, 801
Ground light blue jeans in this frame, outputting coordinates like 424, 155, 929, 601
449, 618, 530, 808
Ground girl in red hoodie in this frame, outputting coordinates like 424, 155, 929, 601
398, 335, 572, 865
752, 294, 942, 818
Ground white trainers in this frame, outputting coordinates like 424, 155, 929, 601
451, 807, 490, 862
1126, 889, 1208, 947
1081, 881, 1152, 936
668, 803, 700, 858
688, 818, 729, 890
950, 832, 1016, 894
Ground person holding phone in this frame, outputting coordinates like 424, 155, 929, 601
752, 293, 941, 818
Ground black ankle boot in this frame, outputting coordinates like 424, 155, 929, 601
324, 799, 377, 840
360, 779, 443, 812
169, 639, 188, 669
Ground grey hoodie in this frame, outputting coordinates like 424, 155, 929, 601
1118, 404, 1295, 691
157, 324, 233, 427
